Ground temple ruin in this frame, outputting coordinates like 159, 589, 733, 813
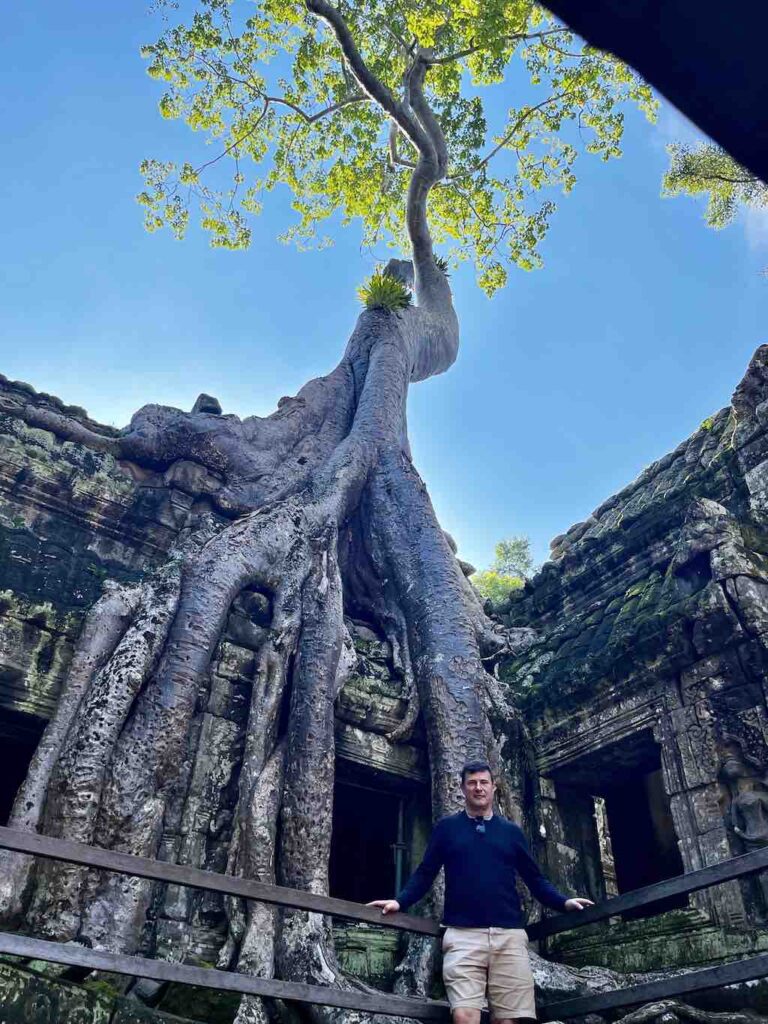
2, 346, 768, 1019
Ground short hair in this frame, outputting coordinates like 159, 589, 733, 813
460, 760, 493, 784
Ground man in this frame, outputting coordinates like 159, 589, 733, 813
369, 761, 593, 1024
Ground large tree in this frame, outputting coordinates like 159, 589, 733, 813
0, 2, 652, 1021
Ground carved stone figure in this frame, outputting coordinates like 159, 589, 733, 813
720, 748, 768, 913
721, 751, 768, 845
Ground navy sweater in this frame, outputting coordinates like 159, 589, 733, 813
396, 812, 569, 928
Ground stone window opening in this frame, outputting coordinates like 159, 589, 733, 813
0, 707, 45, 825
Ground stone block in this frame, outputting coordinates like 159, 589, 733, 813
0, 961, 111, 1024
688, 784, 726, 834
539, 776, 556, 799
211, 640, 256, 683
667, 705, 720, 787
696, 825, 733, 865
335, 722, 427, 781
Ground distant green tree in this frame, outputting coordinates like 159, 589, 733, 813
472, 535, 535, 601
493, 534, 535, 578
663, 142, 768, 231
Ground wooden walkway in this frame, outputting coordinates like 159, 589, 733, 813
1, 825, 768, 1020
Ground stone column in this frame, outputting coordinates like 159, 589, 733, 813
656, 673, 750, 927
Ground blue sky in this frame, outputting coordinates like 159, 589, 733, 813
1, 5, 765, 572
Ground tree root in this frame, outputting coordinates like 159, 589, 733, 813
0, 581, 141, 925
27, 566, 183, 941
611, 1002, 768, 1024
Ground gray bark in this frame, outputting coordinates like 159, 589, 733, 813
0, 581, 141, 924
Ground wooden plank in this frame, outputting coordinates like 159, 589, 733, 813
539, 952, 768, 1021
4, 824, 766, 945
529, 845, 768, 939
0, 932, 451, 1020
0, 827, 439, 937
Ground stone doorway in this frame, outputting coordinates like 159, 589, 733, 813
329, 759, 428, 904
329, 760, 429, 987
551, 728, 686, 917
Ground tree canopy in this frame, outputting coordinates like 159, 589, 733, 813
139, 0, 655, 294
472, 534, 534, 602
493, 534, 535, 577
663, 142, 768, 232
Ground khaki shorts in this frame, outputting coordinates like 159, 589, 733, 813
441, 926, 536, 1020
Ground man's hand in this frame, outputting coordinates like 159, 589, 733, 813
367, 899, 401, 915
564, 897, 594, 912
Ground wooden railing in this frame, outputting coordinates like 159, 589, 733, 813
1, 825, 768, 1021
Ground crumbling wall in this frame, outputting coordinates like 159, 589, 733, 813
500, 346, 768, 970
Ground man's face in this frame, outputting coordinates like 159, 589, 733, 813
461, 770, 495, 814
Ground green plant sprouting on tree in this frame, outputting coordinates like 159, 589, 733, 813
663, 142, 768, 232
138, 0, 656, 295
472, 535, 535, 602
357, 267, 412, 309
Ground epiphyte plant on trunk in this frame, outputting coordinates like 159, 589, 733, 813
0, 2, 654, 1022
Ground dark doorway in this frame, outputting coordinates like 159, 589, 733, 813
603, 768, 686, 917
329, 761, 424, 905
0, 707, 45, 824
552, 729, 686, 918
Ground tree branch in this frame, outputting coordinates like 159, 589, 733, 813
194, 101, 270, 176
405, 52, 448, 178
674, 170, 758, 186
448, 90, 571, 181
388, 124, 416, 169
542, 39, 614, 63
304, 1, 453, 324
192, 53, 368, 126
304, 0, 432, 158
266, 91, 369, 124
428, 29, 568, 65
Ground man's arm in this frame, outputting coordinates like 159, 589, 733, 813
368, 820, 446, 914
515, 830, 589, 913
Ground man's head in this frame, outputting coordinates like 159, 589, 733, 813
460, 760, 495, 816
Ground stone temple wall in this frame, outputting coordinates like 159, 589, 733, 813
499, 346, 768, 972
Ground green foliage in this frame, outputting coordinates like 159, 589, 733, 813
493, 535, 534, 578
663, 143, 768, 230
471, 534, 535, 603
139, 0, 656, 294
357, 268, 412, 310
82, 978, 122, 1002
700, 416, 715, 431
472, 568, 523, 603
